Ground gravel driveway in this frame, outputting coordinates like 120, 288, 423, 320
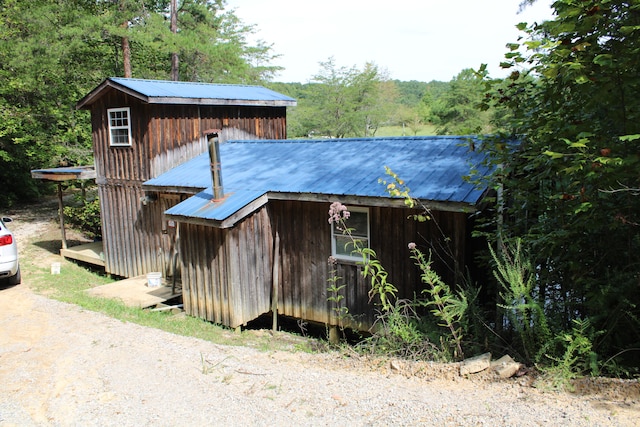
0, 202, 638, 426
2, 283, 639, 426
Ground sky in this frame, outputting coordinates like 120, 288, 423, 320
224, 0, 555, 83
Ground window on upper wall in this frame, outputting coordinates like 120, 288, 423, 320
331, 206, 370, 261
107, 107, 132, 146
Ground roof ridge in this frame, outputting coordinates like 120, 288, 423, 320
109, 77, 264, 89
225, 135, 479, 144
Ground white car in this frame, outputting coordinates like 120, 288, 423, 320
0, 217, 20, 286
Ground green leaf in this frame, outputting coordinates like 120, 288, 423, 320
575, 75, 590, 84
543, 150, 565, 159
593, 54, 613, 67
619, 134, 640, 142
620, 25, 640, 34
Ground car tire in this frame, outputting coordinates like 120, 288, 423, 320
7, 266, 21, 286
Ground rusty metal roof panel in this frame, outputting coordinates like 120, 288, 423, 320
147, 136, 494, 224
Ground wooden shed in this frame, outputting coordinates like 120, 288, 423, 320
143, 136, 493, 330
76, 78, 296, 278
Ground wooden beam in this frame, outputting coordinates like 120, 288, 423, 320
271, 231, 280, 333
57, 183, 67, 250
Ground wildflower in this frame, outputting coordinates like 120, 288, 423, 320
408, 242, 417, 250
327, 256, 337, 266
328, 201, 350, 224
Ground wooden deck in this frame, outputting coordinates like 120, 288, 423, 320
86, 275, 181, 309
60, 241, 105, 267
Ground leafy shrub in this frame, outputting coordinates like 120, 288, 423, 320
63, 193, 102, 239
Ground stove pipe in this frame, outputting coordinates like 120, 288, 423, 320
205, 129, 224, 200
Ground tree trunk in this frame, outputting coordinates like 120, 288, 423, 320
119, 0, 131, 78
170, 0, 179, 81
122, 33, 131, 78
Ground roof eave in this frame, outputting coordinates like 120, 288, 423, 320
76, 78, 297, 109
76, 78, 149, 110
266, 192, 480, 213
165, 193, 268, 229
141, 184, 206, 195
30, 166, 97, 182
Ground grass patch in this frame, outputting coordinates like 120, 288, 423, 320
22, 232, 318, 353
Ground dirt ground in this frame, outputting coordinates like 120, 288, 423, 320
0, 199, 639, 425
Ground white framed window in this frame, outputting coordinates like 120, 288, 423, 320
331, 206, 370, 262
107, 107, 132, 146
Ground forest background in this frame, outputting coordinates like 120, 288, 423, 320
1, 0, 639, 379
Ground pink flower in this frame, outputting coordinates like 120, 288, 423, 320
328, 201, 350, 224
408, 242, 417, 250
327, 256, 337, 265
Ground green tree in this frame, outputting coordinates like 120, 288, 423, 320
0, 0, 103, 204
298, 58, 396, 138
0, 0, 278, 206
103, 0, 279, 83
430, 67, 494, 135
484, 0, 640, 370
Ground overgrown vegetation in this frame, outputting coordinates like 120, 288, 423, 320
327, 200, 469, 362
330, 153, 639, 386
63, 189, 102, 240
478, 0, 640, 378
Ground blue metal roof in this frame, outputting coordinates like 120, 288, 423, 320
77, 78, 296, 109
31, 165, 96, 181
150, 136, 494, 226
165, 189, 267, 227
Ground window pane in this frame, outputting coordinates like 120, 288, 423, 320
111, 129, 129, 144
333, 210, 367, 236
108, 108, 131, 146
110, 110, 128, 127
335, 235, 358, 257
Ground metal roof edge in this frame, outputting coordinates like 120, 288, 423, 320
141, 184, 204, 195
78, 77, 296, 109
219, 194, 269, 228
76, 78, 150, 109
266, 192, 481, 213
144, 97, 296, 107
165, 191, 268, 229
31, 166, 97, 181
224, 135, 480, 145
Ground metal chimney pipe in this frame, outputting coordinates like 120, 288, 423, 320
204, 129, 224, 200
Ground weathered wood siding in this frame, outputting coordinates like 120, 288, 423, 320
270, 201, 468, 329
89, 87, 288, 277
178, 199, 470, 330
179, 209, 273, 328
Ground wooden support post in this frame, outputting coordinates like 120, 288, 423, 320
328, 326, 339, 344
57, 182, 67, 250
271, 231, 280, 334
